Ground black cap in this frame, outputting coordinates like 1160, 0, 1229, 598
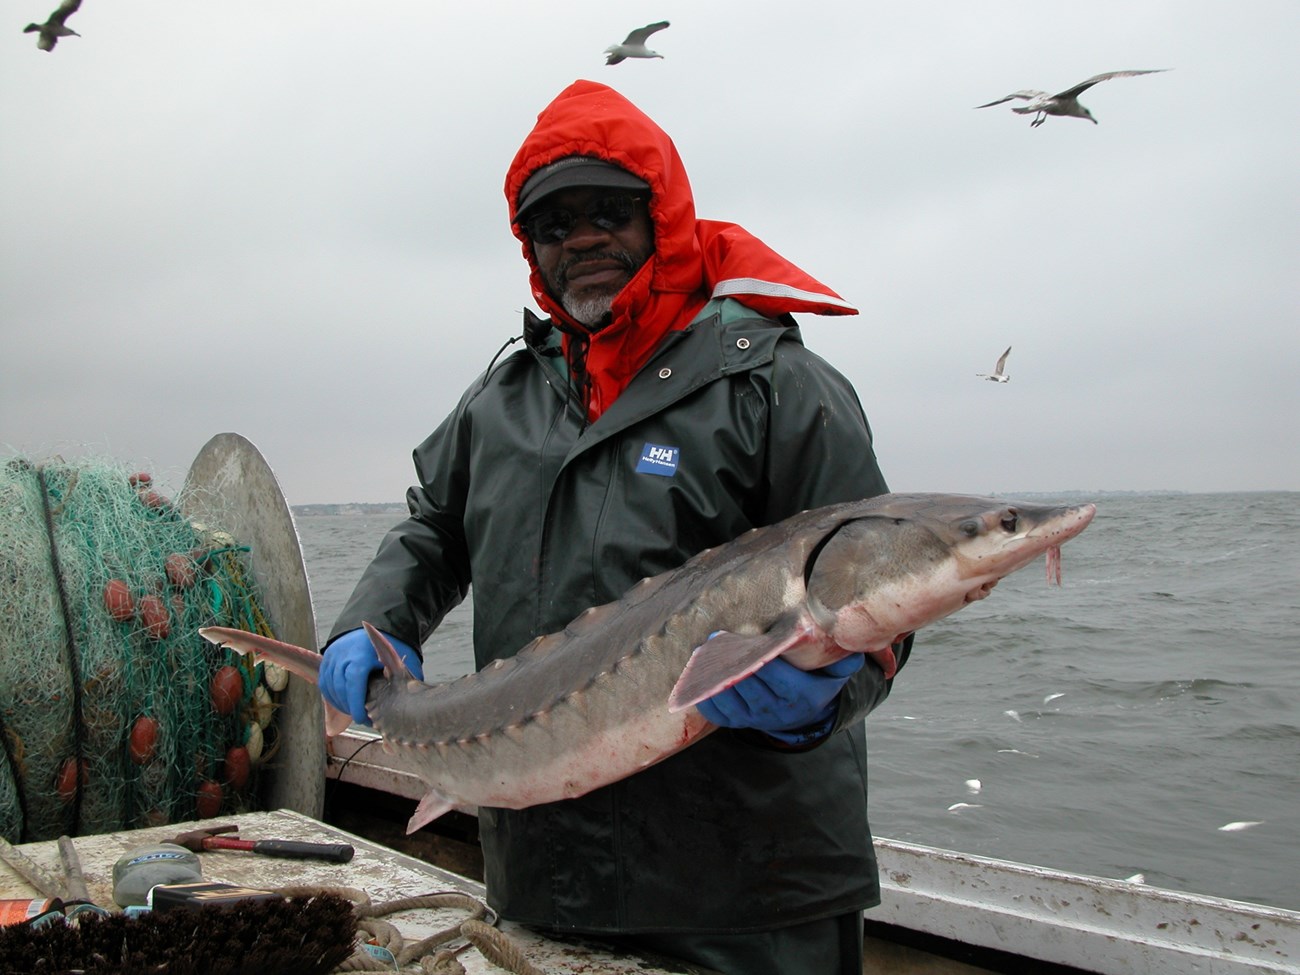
516, 156, 649, 220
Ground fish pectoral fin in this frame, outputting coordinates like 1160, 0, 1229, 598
868, 646, 899, 680
667, 622, 817, 714
405, 789, 458, 834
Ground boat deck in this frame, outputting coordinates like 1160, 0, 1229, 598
0, 810, 708, 974
7, 803, 1297, 974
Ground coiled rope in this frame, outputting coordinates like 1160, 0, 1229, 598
275, 885, 545, 975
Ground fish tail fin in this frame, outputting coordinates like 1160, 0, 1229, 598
199, 626, 321, 684
200, 625, 355, 739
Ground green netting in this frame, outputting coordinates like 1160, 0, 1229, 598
0, 456, 283, 842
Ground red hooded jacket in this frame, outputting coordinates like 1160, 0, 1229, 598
505, 80, 856, 420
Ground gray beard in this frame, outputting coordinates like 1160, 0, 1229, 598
545, 245, 650, 328
561, 293, 615, 327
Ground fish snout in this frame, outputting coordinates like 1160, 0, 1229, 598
1049, 503, 1097, 541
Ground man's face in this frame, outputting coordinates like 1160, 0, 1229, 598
526, 187, 655, 327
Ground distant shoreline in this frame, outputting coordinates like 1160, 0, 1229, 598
292, 503, 407, 517
290, 489, 1300, 517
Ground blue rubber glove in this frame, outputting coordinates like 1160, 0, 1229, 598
319, 627, 424, 726
696, 652, 864, 746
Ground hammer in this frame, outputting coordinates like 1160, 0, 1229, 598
168, 825, 354, 864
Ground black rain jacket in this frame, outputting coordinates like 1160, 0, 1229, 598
330, 298, 908, 933
331, 79, 910, 934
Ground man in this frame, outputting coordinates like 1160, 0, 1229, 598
321, 80, 909, 975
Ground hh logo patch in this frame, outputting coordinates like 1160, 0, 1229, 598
636, 443, 680, 477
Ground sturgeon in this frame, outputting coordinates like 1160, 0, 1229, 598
201, 492, 1095, 833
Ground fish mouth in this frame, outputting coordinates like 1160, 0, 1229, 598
964, 579, 999, 603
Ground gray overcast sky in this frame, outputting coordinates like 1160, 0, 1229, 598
3, 2, 1297, 504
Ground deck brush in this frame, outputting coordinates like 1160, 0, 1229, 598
0, 892, 356, 975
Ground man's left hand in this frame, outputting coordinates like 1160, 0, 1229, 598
696, 653, 865, 745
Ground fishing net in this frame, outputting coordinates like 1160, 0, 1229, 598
0, 456, 288, 842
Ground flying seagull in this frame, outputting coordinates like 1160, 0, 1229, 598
975, 69, 1169, 126
605, 21, 670, 65
977, 346, 1012, 383
23, 0, 82, 51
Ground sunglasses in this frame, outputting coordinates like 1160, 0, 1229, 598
519, 193, 646, 245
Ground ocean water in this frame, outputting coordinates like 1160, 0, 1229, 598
294, 492, 1300, 913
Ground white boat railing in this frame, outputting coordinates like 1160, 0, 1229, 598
871, 839, 1299, 975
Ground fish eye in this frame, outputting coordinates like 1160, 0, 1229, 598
1001, 510, 1019, 533
959, 519, 981, 537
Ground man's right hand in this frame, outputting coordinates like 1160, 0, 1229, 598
319, 627, 424, 725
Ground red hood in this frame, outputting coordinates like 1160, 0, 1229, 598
506, 80, 856, 419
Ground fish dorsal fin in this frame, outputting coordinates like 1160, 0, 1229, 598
363, 620, 415, 679
667, 618, 820, 713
